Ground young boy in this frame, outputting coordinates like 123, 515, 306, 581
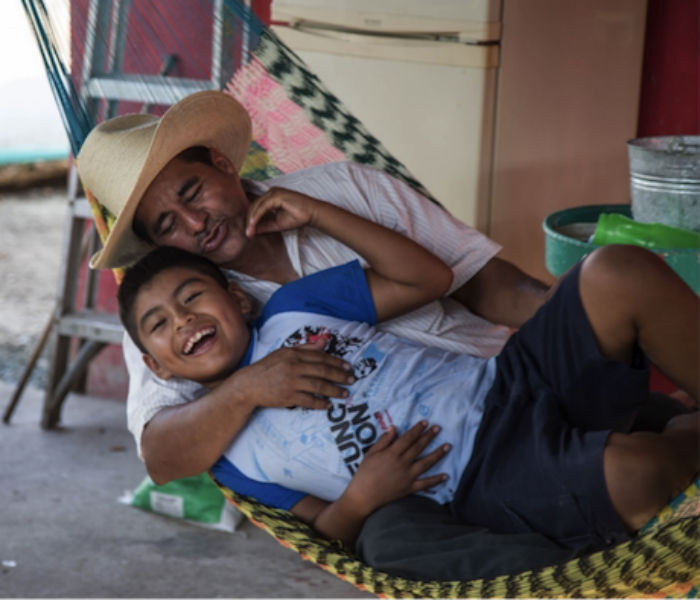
118, 192, 699, 551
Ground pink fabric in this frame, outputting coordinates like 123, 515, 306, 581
227, 57, 345, 174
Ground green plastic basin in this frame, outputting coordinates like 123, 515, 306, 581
543, 204, 699, 294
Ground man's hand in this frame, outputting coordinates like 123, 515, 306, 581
226, 338, 355, 410
141, 338, 353, 484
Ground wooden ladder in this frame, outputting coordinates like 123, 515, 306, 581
5, 0, 243, 427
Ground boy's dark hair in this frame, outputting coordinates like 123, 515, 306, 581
131, 146, 213, 242
118, 246, 228, 354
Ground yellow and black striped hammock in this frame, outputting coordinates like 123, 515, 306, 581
214, 477, 699, 599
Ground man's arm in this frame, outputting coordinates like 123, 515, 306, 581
451, 257, 551, 329
290, 422, 450, 545
141, 340, 354, 484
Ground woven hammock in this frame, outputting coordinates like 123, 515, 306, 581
25, 1, 699, 597
214, 477, 699, 599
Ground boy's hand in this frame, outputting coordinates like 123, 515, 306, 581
297, 421, 450, 544
246, 187, 322, 237
343, 421, 450, 516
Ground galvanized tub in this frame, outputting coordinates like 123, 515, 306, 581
627, 135, 700, 233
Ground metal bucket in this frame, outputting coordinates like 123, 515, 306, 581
627, 135, 700, 233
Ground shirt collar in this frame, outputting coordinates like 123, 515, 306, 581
237, 325, 256, 368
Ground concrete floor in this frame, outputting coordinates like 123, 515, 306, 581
0, 381, 371, 598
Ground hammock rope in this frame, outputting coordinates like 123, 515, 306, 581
24, 1, 700, 597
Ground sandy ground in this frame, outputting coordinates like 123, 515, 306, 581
0, 185, 66, 388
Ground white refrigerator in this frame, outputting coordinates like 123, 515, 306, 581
271, 0, 647, 280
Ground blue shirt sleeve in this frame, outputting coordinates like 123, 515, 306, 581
210, 456, 306, 511
259, 260, 377, 327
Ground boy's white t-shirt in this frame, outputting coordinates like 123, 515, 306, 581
212, 261, 496, 507
124, 161, 507, 455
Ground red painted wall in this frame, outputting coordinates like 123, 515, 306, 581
637, 0, 699, 137
636, 0, 698, 395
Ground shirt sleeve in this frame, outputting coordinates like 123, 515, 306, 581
260, 260, 376, 326
247, 163, 510, 358
210, 456, 306, 511
343, 162, 502, 293
123, 332, 207, 459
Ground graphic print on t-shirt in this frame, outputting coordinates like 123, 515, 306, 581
281, 325, 379, 380
282, 326, 385, 474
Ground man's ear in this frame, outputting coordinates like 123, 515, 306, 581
227, 282, 253, 318
209, 148, 237, 175
142, 354, 174, 381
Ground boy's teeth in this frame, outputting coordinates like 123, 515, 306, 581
184, 327, 215, 355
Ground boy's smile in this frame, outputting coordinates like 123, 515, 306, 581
183, 326, 216, 355
134, 266, 251, 386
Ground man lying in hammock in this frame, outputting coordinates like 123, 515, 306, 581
116, 191, 698, 553
78, 90, 695, 577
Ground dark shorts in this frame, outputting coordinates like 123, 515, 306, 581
451, 262, 650, 551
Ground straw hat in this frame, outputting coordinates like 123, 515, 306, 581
77, 90, 252, 269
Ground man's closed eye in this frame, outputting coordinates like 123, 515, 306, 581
184, 291, 202, 304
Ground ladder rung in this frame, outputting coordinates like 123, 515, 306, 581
84, 75, 218, 104
56, 310, 124, 345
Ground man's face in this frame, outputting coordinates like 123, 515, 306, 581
134, 150, 251, 267
134, 266, 250, 386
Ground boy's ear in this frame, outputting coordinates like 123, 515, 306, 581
142, 354, 174, 381
209, 148, 237, 175
227, 281, 253, 317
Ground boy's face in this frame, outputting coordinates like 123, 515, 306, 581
134, 266, 251, 386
